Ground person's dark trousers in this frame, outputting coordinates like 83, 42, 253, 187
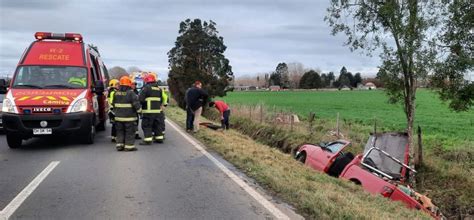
109, 111, 117, 141
141, 115, 155, 143
221, 109, 231, 129
116, 121, 137, 150
153, 114, 164, 142
186, 107, 195, 131
111, 124, 116, 138
158, 111, 165, 136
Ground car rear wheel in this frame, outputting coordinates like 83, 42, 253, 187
7, 135, 22, 148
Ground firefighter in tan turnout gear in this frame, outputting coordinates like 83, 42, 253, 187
139, 74, 166, 145
112, 76, 142, 151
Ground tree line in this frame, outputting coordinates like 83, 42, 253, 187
250, 63, 366, 90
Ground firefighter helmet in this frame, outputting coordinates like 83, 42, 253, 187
119, 76, 132, 87
109, 79, 119, 87
144, 74, 156, 83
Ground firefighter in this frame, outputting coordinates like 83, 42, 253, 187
131, 81, 141, 140
139, 74, 165, 145
112, 76, 142, 151
108, 79, 119, 142
159, 86, 168, 138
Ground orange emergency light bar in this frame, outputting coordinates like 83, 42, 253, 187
34, 32, 83, 42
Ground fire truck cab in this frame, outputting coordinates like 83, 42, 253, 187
2, 32, 110, 148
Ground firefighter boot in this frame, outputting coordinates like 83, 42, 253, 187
154, 135, 164, 143
124, 145, 137, 151
140, 137, 153, 145
116, 144, 124, 151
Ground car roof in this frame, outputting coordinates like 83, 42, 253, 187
21, 41, 85, 67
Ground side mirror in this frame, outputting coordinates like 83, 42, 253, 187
94, 80, 105, 94
0, 79, 7, 94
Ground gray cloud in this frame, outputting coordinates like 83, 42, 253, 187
0, 0, 381, 78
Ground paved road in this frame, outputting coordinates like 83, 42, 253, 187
0, 120, 300, 220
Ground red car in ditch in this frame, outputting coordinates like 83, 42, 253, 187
295, 132, 443, 219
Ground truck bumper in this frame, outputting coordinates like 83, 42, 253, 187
2, 112, 94, 139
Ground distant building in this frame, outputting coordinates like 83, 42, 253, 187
364, 82, 377, 90
234, 86, 250, 91
269, 85, 281, 91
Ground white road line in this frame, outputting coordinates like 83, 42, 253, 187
0, 161, 60, 220
166, 119, 290, 220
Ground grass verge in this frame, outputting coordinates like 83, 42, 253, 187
166, 106, 429, 219
202, 107, 473, 219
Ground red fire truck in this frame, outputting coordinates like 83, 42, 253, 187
2, 32, 110, 148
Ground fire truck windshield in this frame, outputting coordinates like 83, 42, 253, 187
13, 66, 88, 89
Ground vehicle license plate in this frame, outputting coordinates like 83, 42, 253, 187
33, 128, 52, 135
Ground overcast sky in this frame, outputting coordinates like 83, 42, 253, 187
0, 0, 383, 79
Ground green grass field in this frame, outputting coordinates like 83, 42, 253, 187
221, 89, 474, 144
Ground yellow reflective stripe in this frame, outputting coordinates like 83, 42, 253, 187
145, 97, 161, 101
144, 137, 153, 141
32, 96, 43, 100
151, 87, 161, 90
115, 117, 138, 122
18, 96, 30, 101
114, 103, 132, 108
59, 96, 70, 101
137, 108, 142, 113
124, 145, 135, 149
46, 96, 56, 101
142, 109, 161, 113
154, 136, 164, 140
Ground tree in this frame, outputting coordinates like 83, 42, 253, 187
326, 1, 473, 184
269, 71, 281, 86
321, 73, 329, 87
337, 66, 351, 88
431, 1, 474, 111
167, 19, 233, 108
275, 63, 290, 88
354, 72, 363, 87
300, 70, 322, 89
327, 71, 336, 87
288, 62, 305, 88
109, 66, 128, 79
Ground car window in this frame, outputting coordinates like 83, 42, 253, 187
325, 142, 345, 153
13, 66, 88, 89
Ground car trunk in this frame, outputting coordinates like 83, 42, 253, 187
363, 132, 409, 181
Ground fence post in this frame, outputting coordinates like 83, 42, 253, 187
336, 112, 340, 137
308, 112, 315, 135
416, 125, 423, 169
249, 105, 252, 120
290, 114, 294, 132
260, 104, 264, 123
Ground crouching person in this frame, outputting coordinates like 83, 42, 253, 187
139, 74, 166, 145
209, 100, 231, 130
112, 76, 142, 151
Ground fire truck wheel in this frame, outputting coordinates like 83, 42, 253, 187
96, 120, 106, 131
7, 135, 22, 148
81, 124, 96, 145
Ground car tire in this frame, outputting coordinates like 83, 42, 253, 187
96, 120, 106, 131
7, 135, 22, 148
296, 152, 306, 163
81, 124, 96, 145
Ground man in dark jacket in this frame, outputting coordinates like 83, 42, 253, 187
138, 74, 166, 145
112, 76, 142, 151
185, 81, 208, 132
